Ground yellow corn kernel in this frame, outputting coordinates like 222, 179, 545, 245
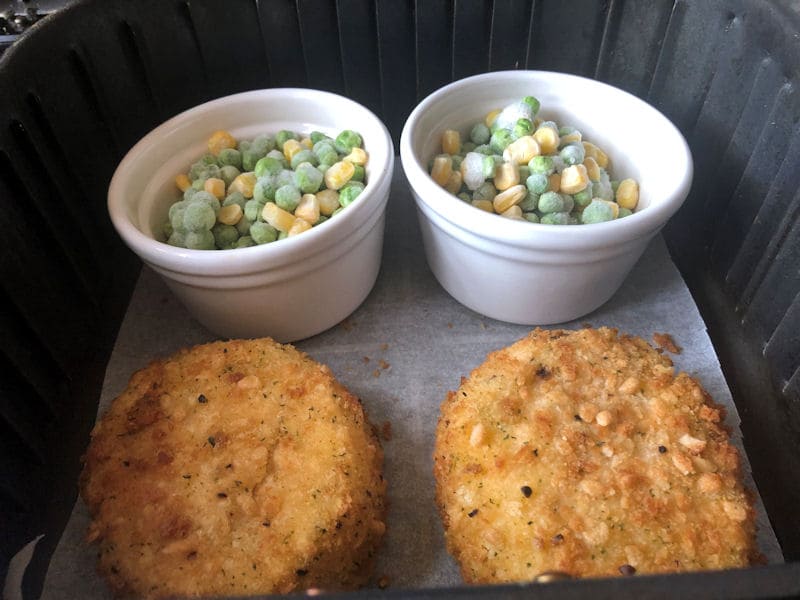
471, 199, 495, 213
207, 130, 237, 156
295, 193, 320, 224
300, 136, 313, 150
560, 131, 582, 146
502, 135, 540, 165
261, 202, 296, 232
500, 205, 524, 219
560, 164, 589, 195
583, 156, 601, 181
283, 138, 303, 162
493, 161, 519, 191
533, 125, 560, 154
343, 147, 368, 166
485, 108, 502, 128
204, 177, 226, 200
616, 178, 639, 210
442, 129, 461, 155
583, 141, 609, 168
445, 170, 463, 195
175, 173, 191, 192
548, 172, 561, 192
228, 172, 257, 198
316, 189, 340, 216
288, 217, 313, 237
324, 160, 356, 190
430, 155, 453, 187
492, 184, 527, 213
218, 204, 243, 225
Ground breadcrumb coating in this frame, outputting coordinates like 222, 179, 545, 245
434, 328, 757, 583
81, 338, 386, 598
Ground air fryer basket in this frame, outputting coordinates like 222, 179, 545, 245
0, 0, 798, 597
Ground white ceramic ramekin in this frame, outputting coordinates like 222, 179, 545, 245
109, 89, 394, 341
400, 70, 693, 324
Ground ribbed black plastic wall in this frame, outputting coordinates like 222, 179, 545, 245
0, 0, 798, 597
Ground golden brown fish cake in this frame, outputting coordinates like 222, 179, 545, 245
80, 338, 386, 598
434, 327, 758, 584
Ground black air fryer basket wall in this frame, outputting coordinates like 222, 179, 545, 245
0, 0, 798, 598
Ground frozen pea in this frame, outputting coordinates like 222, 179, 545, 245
339, 181, 364, 207
618, 207, 633, 218
551, 155, 566, 173
191, 178, 206, 191
235, 235, 256, 248
330, 207, 344, 218
189, 162, 220, 182
457, 192, 471, 202
482, 154, 498, 179
266, 149, 288, 166
523, 212, 540, 223
528, 155, 555, 175
316, 145, 338, 167
185, 229, 216, 249
200, 153, 218, 166
244, 199, 266, 222
472, 181, 496, 202
334, 130, 362, 154
493, 98, 535, 131
560, 193, 575, 213
462, 142, 476, 153
594, 171, 614, 201
276, 169, 295, 188
169, 199, 188, 221
253, 176, 278, 203
212, 223, 239, 249
473, 144, 493, 155
558, 125, 576, 136
254, 156, 283, 178
190, 191, 220, 215
162, 220, 173, 238
277, 231, 289, 240
581, 199, 616, 224
167, 230, 186, 247
294, 163, 323, 194
183, 187, 199, 202
275, 184, 301, 212
611, 179, 621, 193
573, 184, 593, 208
537, 191, 567, 214
317, 215, 329, 224
540, 211, 571, 225
560, 142, 585, 166
513, 118, 533, 139
351, 164, 366, 182
238, 140, 251, 152
250, 221, 278, 245
251, 134, 275, 155
450, 155, 464, 171
223, 191, 247, 209
522, 95, 540, 116
470, 123, 491, 145
220, 165, 240, 187
518, 165, 530, 181
290, 149, 318, 170
526, 172, 549, 195
218, 148, 242, 169
310, 131, 331, 144
183, 200, 216, 232
275, 130, 298, 148
235, 217, 251, 236
519, 191, 539, 212
242, 148, 264, 172
489, 129, 513, 154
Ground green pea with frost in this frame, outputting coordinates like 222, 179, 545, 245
489, 129, 513, 154
537, 191, 567, 214
167, 230, 186, 247
338, 181, 364, 207
250, 221, 278, 245
310, 131, 330, 144
255, 156, 283, 178
472, 181, 496, 203
244, 199, 265, 222
235, 235, 256, 248
251, 134, 275, 155
223, 191, 246, 209
253, 176, 278, 203
294, 163, 323, 194
242, 148, 263, 172
275, 169, 295, 188
526, 173, 549, 195
275, 184, 301, 212
470, 122, 491, 145
185, 229, 216, 249
482, 155, 497, 179
560, 142, 585, 166
183, 200, 216, 232
523, 212, 540, 223
618, 207, 633, 218
473, 144, 493, 155
290, 149, 318, 170
540, 211, 571, 225
191, 191, 220, 215
581, 199, 616, 224
275, 130, 298, 148
519, 191, 539, 212
462, 142, 476, 153
528, 155, 555, 175
266, 149, 288, 166
351, 164, 366, 182
220, 165, 240, 187
457, 192, 471, 202
218, 148, 242, 169
212, 223, 239, 249
513, 118, 533, 139
235, 217, 251, 236
334, 130, 362, 154
573, 184, 593, 208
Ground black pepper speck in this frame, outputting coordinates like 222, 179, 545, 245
520, 486, 532, 498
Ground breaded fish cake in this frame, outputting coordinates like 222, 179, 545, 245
81, 338, 386, 598
434, 328, 758, 583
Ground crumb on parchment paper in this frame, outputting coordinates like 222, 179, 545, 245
653, 332, 682, 354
